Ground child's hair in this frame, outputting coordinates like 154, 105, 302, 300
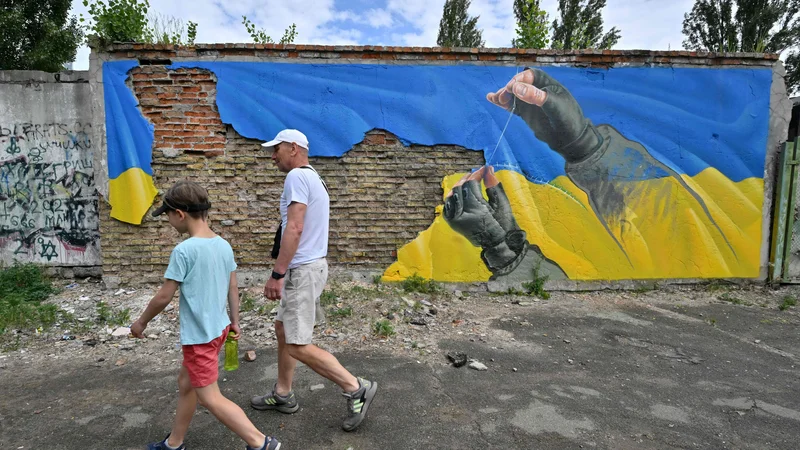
165, 180, 210, 220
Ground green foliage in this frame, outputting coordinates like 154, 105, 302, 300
513, 0, 550, 48
682, 0, 800, 93
400, 274, 443, 294
240, 293, 256, 312
95, 301, 131, 326
143, 13, 196, 45
0, 0, 84, 71
242, 16, 297, 44
329, 306, 353, 319
522, 264, 550, 299
551, 0, 621, 50
320, 289, 338, 306
187, 21, 197, 45
719, 293, 748, 305
0, 263, 60, 334
779, 296, 797, 311
81, 0, 150, 43
81, 1, 198, 45
373, 319, 395, 337
436, 0, 484, 48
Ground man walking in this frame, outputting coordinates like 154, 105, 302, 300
251, 129, 378, 432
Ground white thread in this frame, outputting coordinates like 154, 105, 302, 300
485, 66, 521, 165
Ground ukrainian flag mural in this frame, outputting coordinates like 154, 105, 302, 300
104, 61, 772, 281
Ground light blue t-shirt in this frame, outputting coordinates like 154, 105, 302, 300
164, 236, 236, 345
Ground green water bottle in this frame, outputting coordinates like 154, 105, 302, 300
224, 331, 239, 371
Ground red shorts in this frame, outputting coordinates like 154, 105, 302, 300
182, 325, 230, 388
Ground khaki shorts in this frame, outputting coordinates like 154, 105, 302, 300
276, 258, 328, 345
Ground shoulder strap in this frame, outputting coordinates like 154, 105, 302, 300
300, 165, 328, 193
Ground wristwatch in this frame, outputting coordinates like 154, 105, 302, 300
271, 270, 285, 280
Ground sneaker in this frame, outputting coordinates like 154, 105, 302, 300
341, 378, 378, 431
147, 434, 185, 450
250, 383, 299, 413
246, 436, 281, 450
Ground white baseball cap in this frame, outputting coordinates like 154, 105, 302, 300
261, 129, 309, 150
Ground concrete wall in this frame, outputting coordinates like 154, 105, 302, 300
0, 71, 101, 271
90, 45, 791, 287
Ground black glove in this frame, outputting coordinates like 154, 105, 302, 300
443, 180, 527, 274
513, 68, 604, 163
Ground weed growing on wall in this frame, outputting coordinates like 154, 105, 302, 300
522, 264, 550, 299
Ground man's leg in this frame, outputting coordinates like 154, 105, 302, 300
167, 366, 198, 447
275, 320, 297, 396
250, 320, 300, 413
286, 343, 358, 392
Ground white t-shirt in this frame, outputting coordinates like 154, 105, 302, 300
280, 166, 329, 268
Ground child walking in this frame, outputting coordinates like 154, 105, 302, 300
130, 180, 280, 450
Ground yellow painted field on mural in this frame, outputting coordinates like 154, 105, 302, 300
383, 168, 763, 281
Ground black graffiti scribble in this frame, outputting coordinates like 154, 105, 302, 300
0, 122, 98, 261
5, 137, 21, 155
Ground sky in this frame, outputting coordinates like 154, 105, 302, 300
68, 0, 696, 70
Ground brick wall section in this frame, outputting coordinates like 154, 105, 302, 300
100, 63, 483, 284
96, 45, 778, 285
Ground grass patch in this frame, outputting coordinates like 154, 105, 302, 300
240, 293, 256, 313
704, 280, 730, 292
373, 319, 395, 337
521, 264, 550, 299
719, 293, 750, 306
632, 283, 658, 294
372, 274, 383, 285
95, 301, 131, 327
320, 289, 338, 306
400, 273, 443, 294
779, 296, 797, 311
328, 306, 353, 319
0, 263, 60, 335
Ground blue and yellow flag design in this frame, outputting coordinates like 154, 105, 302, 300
103, 61, 158, 224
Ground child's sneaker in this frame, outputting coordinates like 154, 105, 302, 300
147, 435, 185, 450
341, 377, 378, 431
250, 383, 299, 413
246, 436, 281, 450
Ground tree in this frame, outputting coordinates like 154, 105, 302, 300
512, 0, 550, 48
0, 0, 84, 72
682, 0, 800, 92
242, 16, 297, 44
551, 0, 621, 50
436, 0, 485, 48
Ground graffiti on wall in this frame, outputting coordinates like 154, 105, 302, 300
104, 61, 771, 280
0, 122, 99, 265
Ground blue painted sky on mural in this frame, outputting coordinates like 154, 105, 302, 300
104, 61, 771, 185
69, 0, 696, 69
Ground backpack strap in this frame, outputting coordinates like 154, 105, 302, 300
300, 165, 328, 193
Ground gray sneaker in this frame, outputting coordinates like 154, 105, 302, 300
250, 384, 299, 414
341, 378, 378, 431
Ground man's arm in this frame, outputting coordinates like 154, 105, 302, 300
131, 279, 180, 337
265, 201, 307, 300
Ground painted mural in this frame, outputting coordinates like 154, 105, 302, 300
104, 61, 771, 281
